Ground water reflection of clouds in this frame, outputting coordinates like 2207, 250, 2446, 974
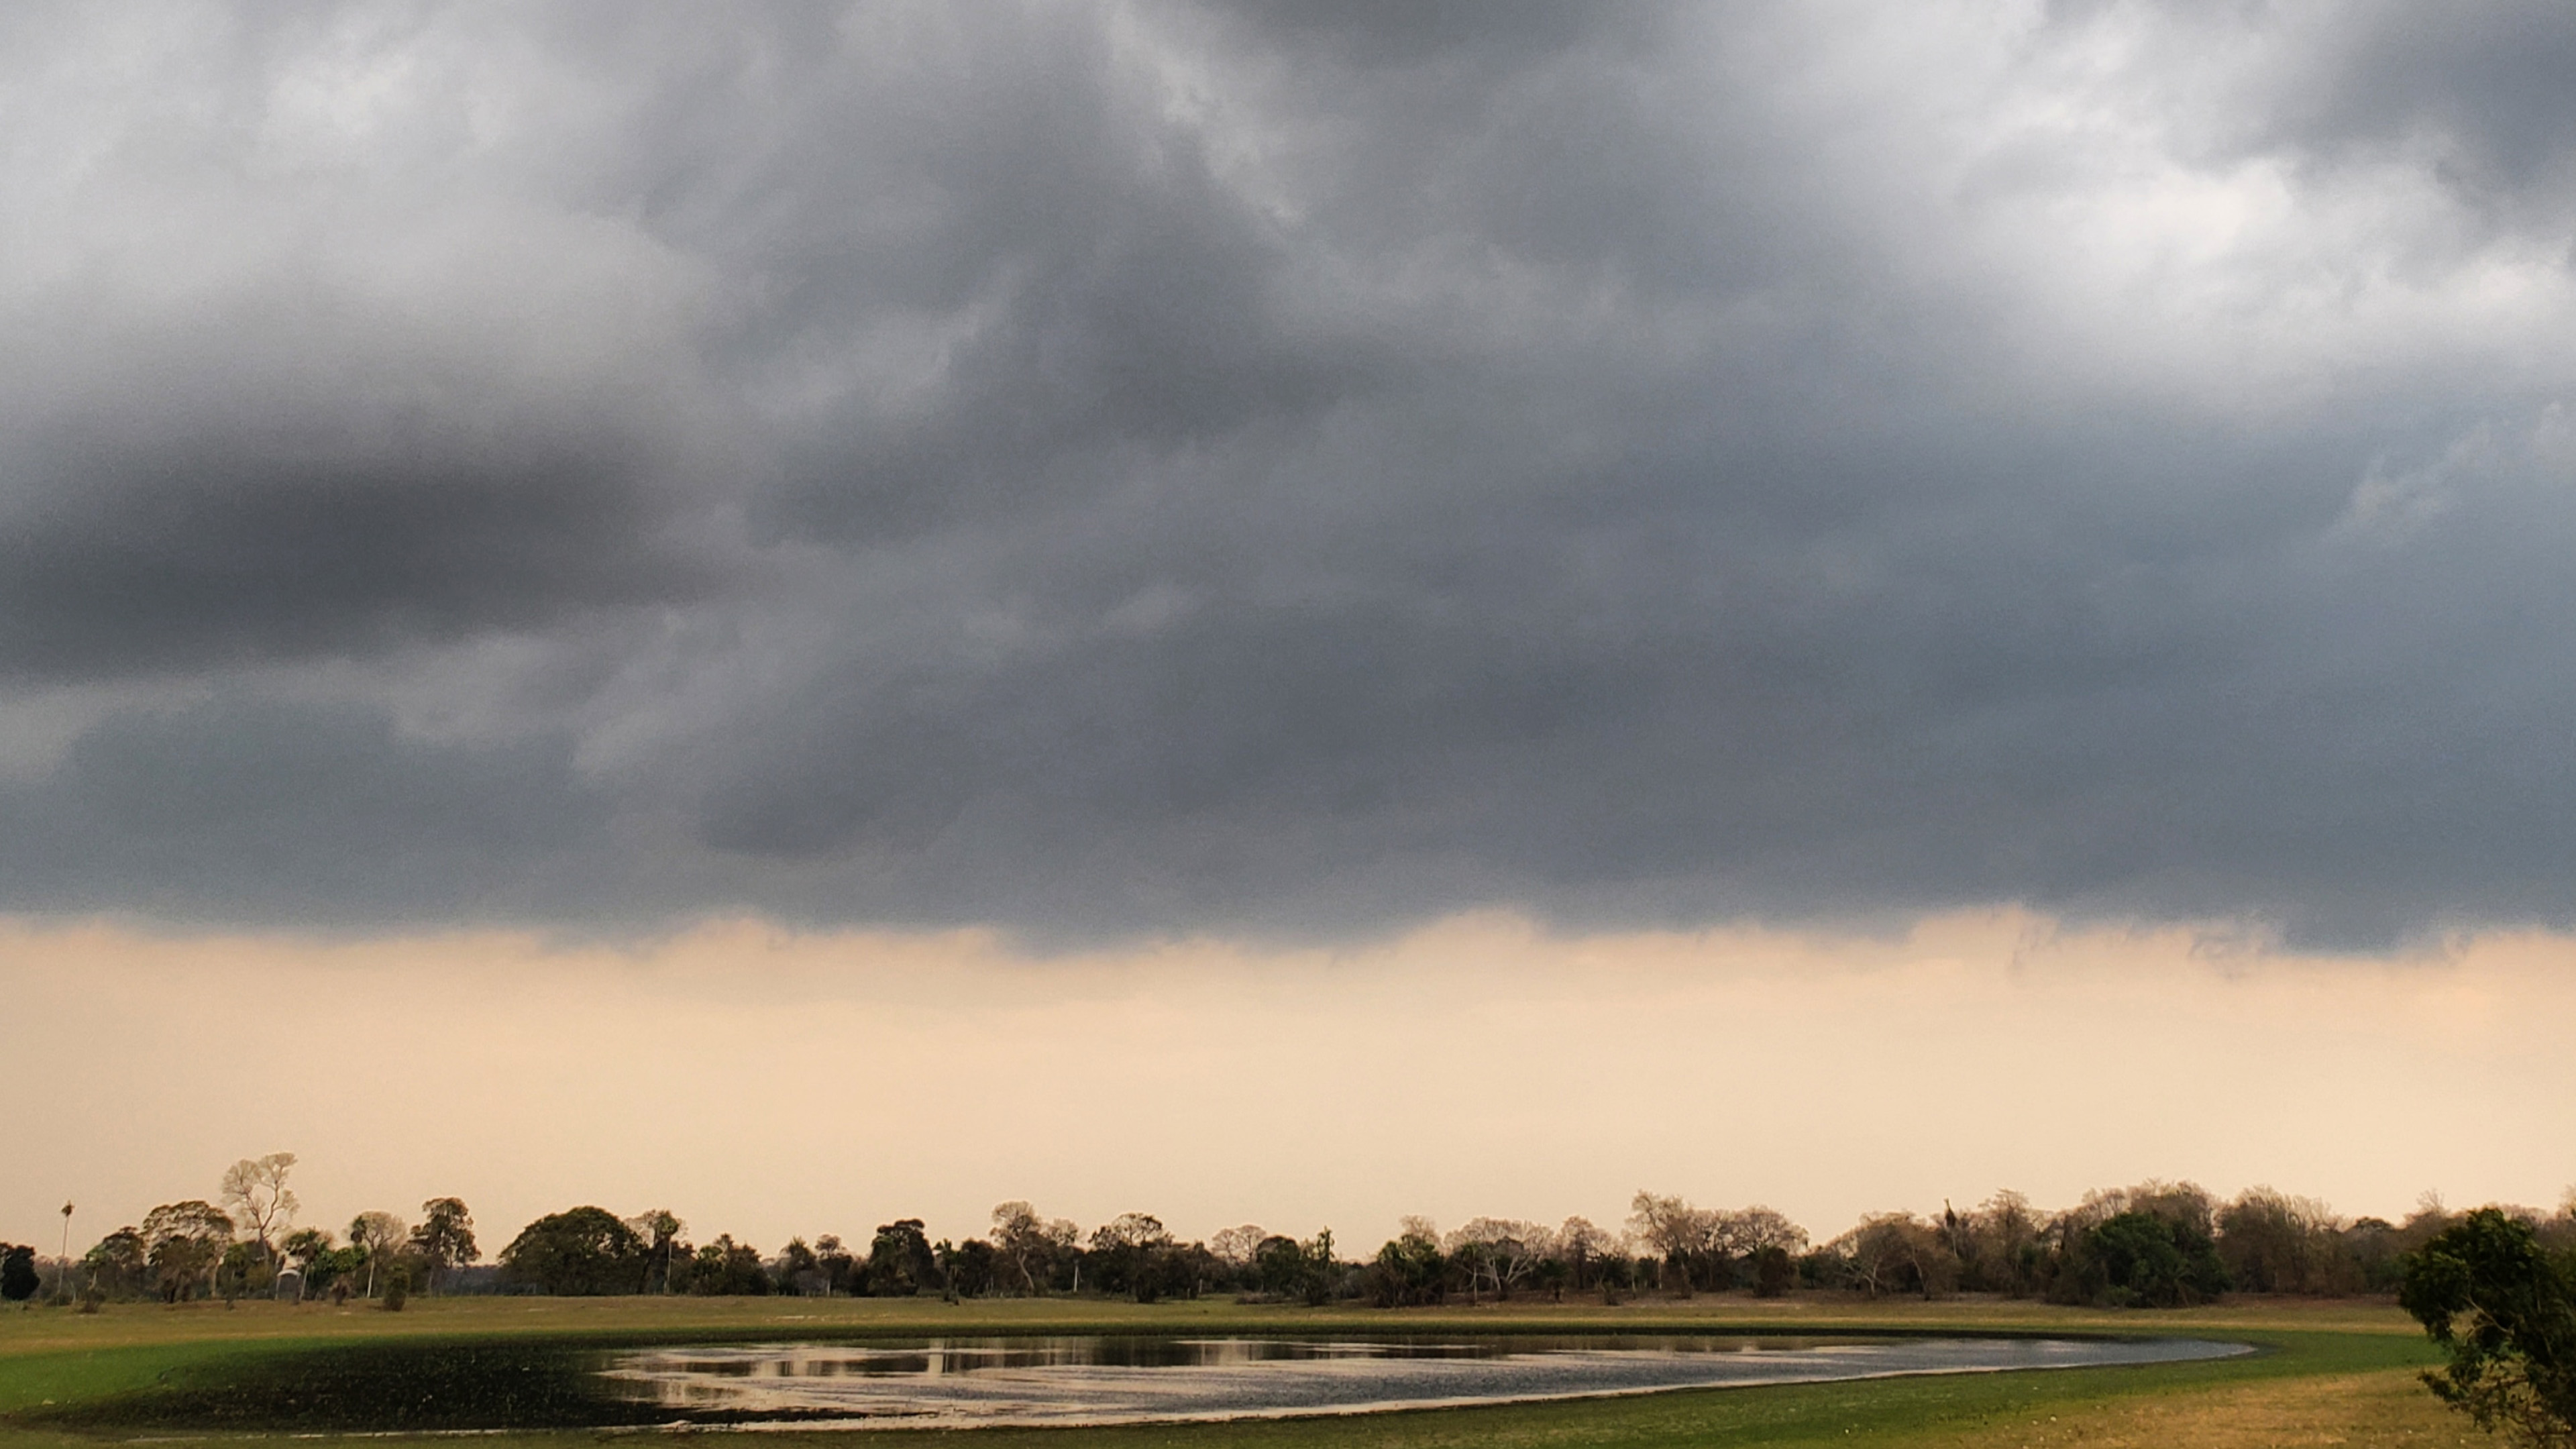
603, 1335, 2251, 1428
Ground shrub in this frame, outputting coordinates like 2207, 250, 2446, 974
2402, 1208, 2576, 1447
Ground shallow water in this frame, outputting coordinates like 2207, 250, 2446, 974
604, 1334, 2254, 1428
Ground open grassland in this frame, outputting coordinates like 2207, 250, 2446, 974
0, 1294, 2459, 1448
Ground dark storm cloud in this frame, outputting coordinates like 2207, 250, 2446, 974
0, 412, 714, 678
0, 697, 604, 924
2249, 1, 2576, 195
3, 1, 2574, 947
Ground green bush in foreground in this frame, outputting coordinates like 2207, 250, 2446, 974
0, 1248, 38, 1304
2402, 1208, 2576, 1447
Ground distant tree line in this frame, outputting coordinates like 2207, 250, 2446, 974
29, 1159, 2575, 1317
34, 1154, 482, 1309
476, 1181, 2576, 1312
490, 1202, 1340, 1304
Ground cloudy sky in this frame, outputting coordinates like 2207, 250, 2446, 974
7, 1, 2576, 1251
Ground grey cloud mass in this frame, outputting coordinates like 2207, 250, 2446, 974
5, 0, 2576, 947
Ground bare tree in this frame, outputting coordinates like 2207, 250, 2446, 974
218, 1153, 299, 1265
1714, 1206, 1807, 1258
991, 1201, 1051, 1294
1210, 1224, 1266, 1269
1629, 1191, 1719, 1293
1557, 1216, 1613, 1289
1829, 1213, 1955, 1299
1046, 1216, 1081, 1291
1447, 1219, 1554, 1300
991, 1203, 1084, 1295
1830, 1214, 1915, 1298
1952, 1189, 2043, 1295
2217, 1187, 2345, 1294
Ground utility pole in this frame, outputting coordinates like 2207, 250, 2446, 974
58, 1203, 73, 1302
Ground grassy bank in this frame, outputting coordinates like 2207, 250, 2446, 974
0, 1294, 2455, 1448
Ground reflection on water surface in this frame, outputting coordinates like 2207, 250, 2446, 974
604, 1334, 2252, 1428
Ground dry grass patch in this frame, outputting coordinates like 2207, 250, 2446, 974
1909, 1371, 2475, 1448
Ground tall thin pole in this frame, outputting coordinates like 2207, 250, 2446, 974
58, 1203, 72, 1302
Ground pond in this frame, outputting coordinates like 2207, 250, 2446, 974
34, 1331, 2251, 1434
601, 1333, 2254, 1428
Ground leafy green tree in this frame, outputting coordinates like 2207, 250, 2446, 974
280, 1227, 333, 1299
1537, 1256, 1570, 1301
215, 1240, 262, 1301
1254, 1234, 1309, 1298
141, 1201, 233, 1302
815, 1234, 858, 1295
773, 1236, 821, 1295
1366, 1221, 1447, 1307
867, 1220, 936, 1297
0, 1245, 38, 1303
498, 1206, 648, 1295
1753, 1244, 1795, 1297
411, 1199, 478, 1294
934, 1238, 997, 1299
626, 1210, 684, 1293
1297, 1230, 1337, 1306
680, 1236, 767, 1295
2345, 1216, 2410, 1293
2402, 1208, 2576, 1447
1171, 1239, 1226, 1301
2085, 1210, 2230, 1307
1087, 1213, 1175, 1302
319, 1245, 366, 1299
83, 1228, 148, 1300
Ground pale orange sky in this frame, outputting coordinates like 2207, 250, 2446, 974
6, 908, 2570, 1258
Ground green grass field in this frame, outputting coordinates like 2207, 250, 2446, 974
0, 1294, 2468, 1448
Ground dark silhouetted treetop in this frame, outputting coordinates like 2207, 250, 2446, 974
411, 1198, 479, 1293
2081, 1210, 2232, 1308
498, 1206, 648, 1295
867, 1220, 936, 1297
140, 1200, 233, 1303
0, 1245, 38, 1303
